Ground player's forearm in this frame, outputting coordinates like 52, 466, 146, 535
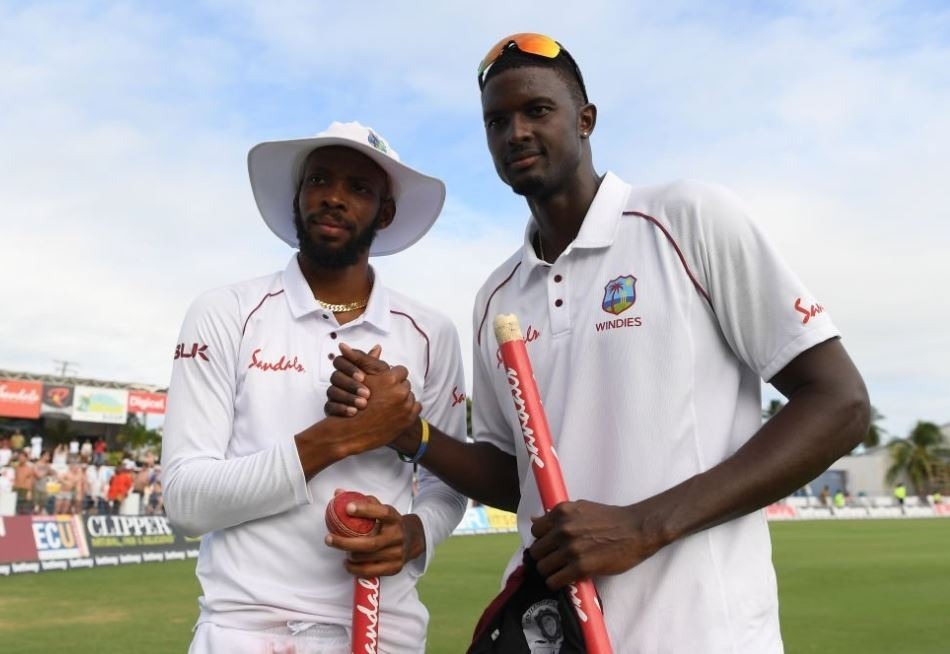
294, 416, 364, 480
411, 472, 469, 566
640, 347, 869, 546
401, 513, 427, 562
403, 423, 520, 512
163, 436, 312, 537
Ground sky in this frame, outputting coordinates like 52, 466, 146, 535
1, 1, 947, 440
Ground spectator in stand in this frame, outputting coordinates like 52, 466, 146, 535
132, 459, 152, 512
44, 474, 61, 514
55, 461, 84, 514
134, 458, 152, 490
146, 470, 163, 516
0, 437, 12, 467
32, 451, 52, 515
0, 470, 12, 499
84, 461, 107, 514
73, 463, 88, 514
108, 461, 134, 515
93, 438, 106, 466
30, 434, 43, 460
10, 430, 25, 452
52, 443, 68, 470
13, 451, 33, 514
79, 439, 93, 463
819, 485, 830, 507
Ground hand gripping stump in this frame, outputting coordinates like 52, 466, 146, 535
493, 314, 613, 653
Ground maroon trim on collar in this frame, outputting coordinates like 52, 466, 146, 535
623, 211, 714, 309
476, 262, 522, 347
390, 310, 431, 379
242, 290, 285, 335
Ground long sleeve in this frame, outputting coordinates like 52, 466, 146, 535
405, 314, 469, 577
161, 288, 311, 538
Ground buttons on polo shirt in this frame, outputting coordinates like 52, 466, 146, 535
330, 332, 337, 339
327, 353, 334, 360
548, 269, 571, 334
322, 313, 330, 320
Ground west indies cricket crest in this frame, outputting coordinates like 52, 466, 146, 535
601, 274, 637, 315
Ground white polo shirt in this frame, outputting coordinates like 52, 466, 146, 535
472, 172, 839, 653
162, 255, 468, 652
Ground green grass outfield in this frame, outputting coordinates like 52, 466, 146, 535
2, 519, 948, 652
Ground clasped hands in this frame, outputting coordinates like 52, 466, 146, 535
321, 344, 423, 577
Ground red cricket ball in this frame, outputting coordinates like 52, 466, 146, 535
325, 491, 378, 538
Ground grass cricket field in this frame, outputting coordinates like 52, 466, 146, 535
1, 519, 947, 652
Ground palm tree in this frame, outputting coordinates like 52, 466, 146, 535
863, 406, 886, 448
886, 421, 950, 496
117, 414, 163, 457
605, 280, 625, 311
762, 399, 785, 420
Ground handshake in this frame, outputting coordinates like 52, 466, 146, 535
322, 343, 423, 458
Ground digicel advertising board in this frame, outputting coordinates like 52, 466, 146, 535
127, 390, 166, 415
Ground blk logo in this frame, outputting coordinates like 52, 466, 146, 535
451, 386, 465, 407
174, 343, 209, 361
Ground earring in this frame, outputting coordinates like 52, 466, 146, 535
581, 132, 589, 138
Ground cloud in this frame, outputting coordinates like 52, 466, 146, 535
1, 1, 947, 439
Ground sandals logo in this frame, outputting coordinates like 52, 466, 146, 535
247, 348, 305, 373
794, 297, 825, 325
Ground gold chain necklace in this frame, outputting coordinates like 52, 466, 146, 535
536, 232, 546, 263
314, 297, 369, 312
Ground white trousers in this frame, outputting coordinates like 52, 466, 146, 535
189, 622, 350, 654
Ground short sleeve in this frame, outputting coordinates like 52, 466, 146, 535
665, 181, 841, 381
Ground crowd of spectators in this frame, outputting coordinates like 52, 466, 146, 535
0, 431, 163, 517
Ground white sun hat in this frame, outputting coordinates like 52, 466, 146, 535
247, 121, 446, 256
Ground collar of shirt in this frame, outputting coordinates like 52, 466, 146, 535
517, 171, 631, 285
280, 254, 393, 332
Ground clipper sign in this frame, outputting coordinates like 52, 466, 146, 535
0, 515, 199, 576
85, 515, 179, 553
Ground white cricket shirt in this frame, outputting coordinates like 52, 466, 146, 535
162, 255, 468, 652
472, 173, 839, 653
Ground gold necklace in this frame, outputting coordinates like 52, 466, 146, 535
314, 297, 369, 312
536, 232, 546, 262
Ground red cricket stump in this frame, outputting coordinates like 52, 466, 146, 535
494, 314, 614, 654
352, 575, 380, 653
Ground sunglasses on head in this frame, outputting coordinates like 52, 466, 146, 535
477, 32, 589, 102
